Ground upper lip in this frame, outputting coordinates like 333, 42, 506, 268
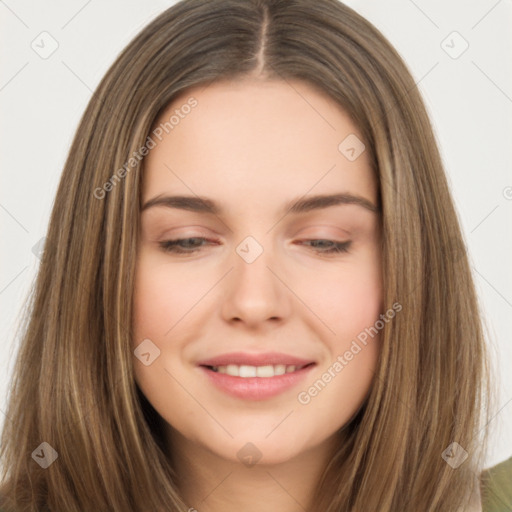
197, 352, 316, 368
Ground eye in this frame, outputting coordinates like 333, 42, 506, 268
159, 237, 213, 254
158, 237, 352, 256
298, 239, 352, 255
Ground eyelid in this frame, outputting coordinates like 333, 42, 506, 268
293, 224, 352, 238
153, 226, 218, 240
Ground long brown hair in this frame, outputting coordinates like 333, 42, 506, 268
0, 0, 491, 510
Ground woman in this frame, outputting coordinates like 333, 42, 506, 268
1, 0, 510, 510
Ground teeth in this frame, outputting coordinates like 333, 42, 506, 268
211, 364, 302, 378
257, 365, 276, 377
239, 365, 257, 378
226, 364, 239, 376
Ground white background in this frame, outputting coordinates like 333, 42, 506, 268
1, 0, 511, 469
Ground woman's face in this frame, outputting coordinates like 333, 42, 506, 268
133, 78, 382, 465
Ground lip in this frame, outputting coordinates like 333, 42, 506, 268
197, 352, 316, 401
197, 351, 315, 367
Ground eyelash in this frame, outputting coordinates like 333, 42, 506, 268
158, 237, 352, 255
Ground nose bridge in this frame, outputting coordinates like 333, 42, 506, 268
233, 234, 278, 296
221, 234, 289, 324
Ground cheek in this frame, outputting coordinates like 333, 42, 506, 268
302, 257, 382, 342
293, 271, 382, 433
295, 254, 382, 412
132, 255, 208, 342
131, 257, 200, 420
338, 275, 382, 339
133, 267, 170, 344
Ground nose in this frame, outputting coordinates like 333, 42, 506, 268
220, 241, 292, 329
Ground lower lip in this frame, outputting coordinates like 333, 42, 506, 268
199, 364, 316, 401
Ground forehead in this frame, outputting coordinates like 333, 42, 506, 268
142, 78, 377, 208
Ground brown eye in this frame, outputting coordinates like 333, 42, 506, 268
300, 239, 352, 254
159, 237, 213, 254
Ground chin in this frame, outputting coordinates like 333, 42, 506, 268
207, 431, 310, 467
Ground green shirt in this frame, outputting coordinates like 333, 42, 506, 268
481, 456, 512, 511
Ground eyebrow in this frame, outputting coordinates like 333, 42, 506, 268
141, 192, 380, 215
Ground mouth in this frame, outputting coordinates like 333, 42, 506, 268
198, 357, 317, 401
203, 362, 315, 378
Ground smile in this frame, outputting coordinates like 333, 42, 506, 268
199, 362, 316, 401
208, 363, 312, 378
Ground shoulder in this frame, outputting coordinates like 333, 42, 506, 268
481, 456, 512, 512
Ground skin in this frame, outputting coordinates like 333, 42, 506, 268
133, 77, 382, 512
